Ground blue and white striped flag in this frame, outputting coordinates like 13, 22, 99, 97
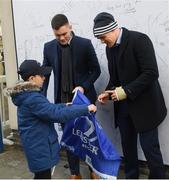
61, 90, 121, 179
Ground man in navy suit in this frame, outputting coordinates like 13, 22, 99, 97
43, 14, 101, 179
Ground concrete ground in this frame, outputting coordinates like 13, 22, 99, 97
0, 130, 168, 179
0, 144, 79, 179
0, 144, 150, 179
0, 144, 122, 179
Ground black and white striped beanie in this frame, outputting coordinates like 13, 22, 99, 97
93, 12, 118, 37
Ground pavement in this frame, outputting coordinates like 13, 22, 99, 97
0, 130, 167, 179
0, 144, 122, 179
0, 143, 150, 179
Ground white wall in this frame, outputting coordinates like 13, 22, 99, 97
11, 0, 169, 164
0, 0, 18, 129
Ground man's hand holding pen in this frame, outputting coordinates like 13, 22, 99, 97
98, 86, 127, 103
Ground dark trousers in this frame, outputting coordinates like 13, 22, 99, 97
67, 150, 92, 175
34, 168, 51, 179
67, 150, 80, 175
116, 101, 165, 179
61, 123, 92, 175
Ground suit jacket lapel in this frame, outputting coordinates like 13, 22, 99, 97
118, 28, 129, 63
70, 35, 77, 71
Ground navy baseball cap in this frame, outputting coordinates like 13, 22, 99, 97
18, 60, 52, 80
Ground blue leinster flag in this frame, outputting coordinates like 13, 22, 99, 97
61, 90, 121, 179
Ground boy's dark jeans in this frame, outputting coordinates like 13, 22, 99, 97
34, 168, 51, 179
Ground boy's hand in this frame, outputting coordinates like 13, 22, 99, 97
88, 104, 97, 113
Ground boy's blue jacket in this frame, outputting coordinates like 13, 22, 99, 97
7, 81, 89, 172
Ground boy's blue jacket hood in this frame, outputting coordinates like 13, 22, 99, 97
6, 81, 40, 106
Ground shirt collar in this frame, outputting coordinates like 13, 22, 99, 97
67, 31, 73, 45
116, 28, 123, 45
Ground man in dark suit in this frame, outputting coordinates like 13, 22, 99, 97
43, 14, 101, 179
93, 12, 167, 179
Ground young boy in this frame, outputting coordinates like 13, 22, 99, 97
6, 60, 96, 179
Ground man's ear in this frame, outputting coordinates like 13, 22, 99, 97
69, 24, 72, 30
28, 76, 34, 81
